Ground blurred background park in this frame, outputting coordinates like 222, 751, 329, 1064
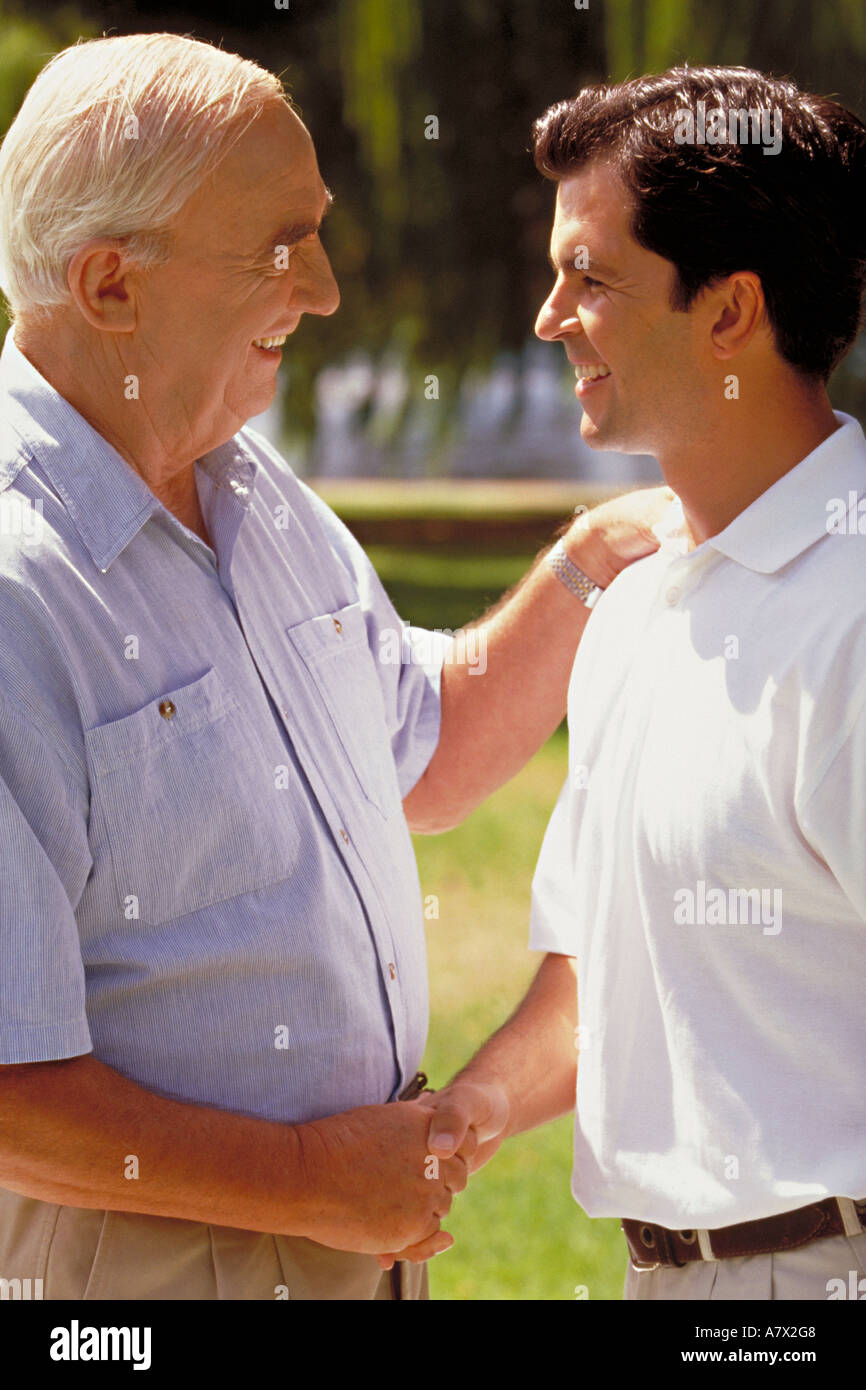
1, 0, 864, 1299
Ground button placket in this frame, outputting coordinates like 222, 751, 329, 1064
656, 552, 696, 610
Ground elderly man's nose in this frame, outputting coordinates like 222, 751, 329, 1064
319, 261, 340, 316
294, 243, 340, 317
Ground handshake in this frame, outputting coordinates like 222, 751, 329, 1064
294, 1077, 511, 1268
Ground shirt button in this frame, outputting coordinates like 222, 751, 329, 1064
158, 699, 176, 719
333, 617, 343, 635
339, 828, 349, 844
388, 962, 396, 980
665, 586, 680, 606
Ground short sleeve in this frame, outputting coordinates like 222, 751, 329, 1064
0, 694, 93, 1063
528, 774, 580, 956
797, 683, 866, 921
296, 479, 453, 798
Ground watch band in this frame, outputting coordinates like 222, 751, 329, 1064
546, 537, 604, 610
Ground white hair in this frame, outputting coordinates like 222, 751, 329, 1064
0, 33, 287, 320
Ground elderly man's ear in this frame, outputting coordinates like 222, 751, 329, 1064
66, 240, 138, 332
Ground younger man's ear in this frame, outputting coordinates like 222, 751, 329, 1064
708, 271, 767, 360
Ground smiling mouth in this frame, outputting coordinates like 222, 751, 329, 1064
252, 334, 288, 353
573, 362, 611, 397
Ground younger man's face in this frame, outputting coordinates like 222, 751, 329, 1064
534, 158, 708, 461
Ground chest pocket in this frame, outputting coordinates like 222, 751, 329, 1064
83, 666, 300, 925
286, 602, 399, 816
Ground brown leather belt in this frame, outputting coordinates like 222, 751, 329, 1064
623, 1196, 866, 1268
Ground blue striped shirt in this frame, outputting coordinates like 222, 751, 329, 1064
0, 330, 446, 1123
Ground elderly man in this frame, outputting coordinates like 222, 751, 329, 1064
0, 34, 667, 1300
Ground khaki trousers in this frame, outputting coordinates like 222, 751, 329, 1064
624, 1229, 866, 1300
0, 1187, 428, 1300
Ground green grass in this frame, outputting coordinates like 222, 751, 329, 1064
414, 727, 628, 1301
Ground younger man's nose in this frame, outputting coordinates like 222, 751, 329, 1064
535, 289, 576, 342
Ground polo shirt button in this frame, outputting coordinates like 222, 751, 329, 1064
158, 699, 176, 719
388, 962, 396, 980
339, 828, 349, 844
333, 617, 343, 635
665, 586, 680, 606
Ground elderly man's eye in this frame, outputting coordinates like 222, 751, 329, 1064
260, 244, 296, 276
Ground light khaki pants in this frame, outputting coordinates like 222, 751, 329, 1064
624, 1229, 866, 1300
0, 1187, 428, 1300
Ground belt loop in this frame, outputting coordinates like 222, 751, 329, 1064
697, 1229, 717, 1261
837, 1197, 864, 1237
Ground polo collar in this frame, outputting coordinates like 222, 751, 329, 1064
705, 413, 866, 574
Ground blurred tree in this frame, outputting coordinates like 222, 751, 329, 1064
3, 0, 865, 455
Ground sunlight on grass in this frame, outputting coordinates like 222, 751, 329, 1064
415, 728, 628, 1300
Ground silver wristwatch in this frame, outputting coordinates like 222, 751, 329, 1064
545, 537, 604, 610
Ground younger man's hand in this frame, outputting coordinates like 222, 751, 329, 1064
375, 1079, 510, 1271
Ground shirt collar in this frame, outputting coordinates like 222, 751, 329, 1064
0, 329, 258, 574
650, 412, 866, 574
706, 413, 866, 574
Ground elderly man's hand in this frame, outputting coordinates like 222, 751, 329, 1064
566, 484, 679, 588
374, 1079, 511, 1271
294, 1100, 478, 1262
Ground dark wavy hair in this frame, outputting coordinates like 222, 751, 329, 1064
532, 66, 866, 380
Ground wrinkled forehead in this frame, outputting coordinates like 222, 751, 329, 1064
174, 101, 328, 249
215, 102, 323, 210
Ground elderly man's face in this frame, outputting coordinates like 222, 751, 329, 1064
133, 100, 338, 455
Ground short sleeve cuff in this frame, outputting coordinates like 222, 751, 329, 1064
0, 1018, 93, 1065
392, 626, 455, 799
529, 892, 579, 956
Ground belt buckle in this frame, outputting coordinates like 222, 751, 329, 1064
628, 1222, 709, 1269
629, 1222, 663, 1270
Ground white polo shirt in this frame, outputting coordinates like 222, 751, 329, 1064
530, 412, 866, 1229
